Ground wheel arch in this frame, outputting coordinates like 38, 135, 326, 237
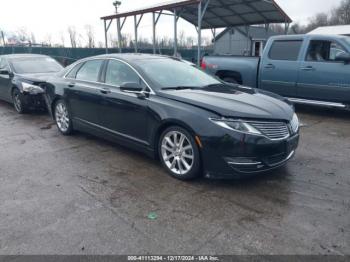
153, 119, 199, 160
50, 95, 64, 119
215, 70, 243, 84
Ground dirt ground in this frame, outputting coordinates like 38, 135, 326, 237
0, 100, 349, 255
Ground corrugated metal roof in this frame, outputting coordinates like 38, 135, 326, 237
101, 0, 292, 29
308, 25, 350, 36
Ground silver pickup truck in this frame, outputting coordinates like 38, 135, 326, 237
202, 34, 350, 109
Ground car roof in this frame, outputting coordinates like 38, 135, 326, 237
82, 53, 177, 63
0, 54, 51, 59
269, 34, 348, 41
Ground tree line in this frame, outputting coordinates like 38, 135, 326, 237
1, 0, 349, 48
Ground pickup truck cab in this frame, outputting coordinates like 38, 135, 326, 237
202, 34, 350, 109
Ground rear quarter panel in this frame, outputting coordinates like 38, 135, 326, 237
203, 56, 259, 88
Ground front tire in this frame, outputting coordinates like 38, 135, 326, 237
159, 126, 201, 180
12, 88, 27, 114
54, 99, 73, 135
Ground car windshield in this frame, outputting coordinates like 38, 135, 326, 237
136, 58, 221, 89
10, 57, 63, 74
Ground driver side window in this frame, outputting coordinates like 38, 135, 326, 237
104, 60, 142, 87
306, 40, 347, 62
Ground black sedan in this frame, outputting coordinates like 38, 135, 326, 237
44, 54, 300, 180
0, 54, 63, 113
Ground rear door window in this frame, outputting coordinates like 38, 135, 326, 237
269, 40, 302, 61
76, 60, 103, 82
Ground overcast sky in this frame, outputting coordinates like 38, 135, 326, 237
0, 0, 343, 46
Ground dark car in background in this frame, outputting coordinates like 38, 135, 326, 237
44, 54, 300, 180
0, 54, 63, 113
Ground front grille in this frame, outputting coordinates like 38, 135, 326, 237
249, 121, 290, 140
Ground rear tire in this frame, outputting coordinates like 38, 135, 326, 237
158, 126, 201, 180
12, 88, 28, 114
54, 99, 73, 135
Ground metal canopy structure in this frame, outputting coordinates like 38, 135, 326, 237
101, 0, 292, 65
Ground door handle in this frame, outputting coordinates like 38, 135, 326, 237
100, 88, 111, 94
265, 64, 275, 69
68, 82, 75, 88
301, 66, 315, 71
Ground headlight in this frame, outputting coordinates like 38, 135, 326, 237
210, 118, 262, 135
290, 113, 299, 134
22, 82, 44, 94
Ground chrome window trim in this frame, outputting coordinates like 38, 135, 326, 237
63, 57, 156, 95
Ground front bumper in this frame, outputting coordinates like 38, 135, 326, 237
22, 92, 46, 109
201, 132, 300, 179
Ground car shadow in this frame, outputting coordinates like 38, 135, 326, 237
295, 104, 349, 120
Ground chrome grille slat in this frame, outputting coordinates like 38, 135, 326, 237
248, 121, 290, 140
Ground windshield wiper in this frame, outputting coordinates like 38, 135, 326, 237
161, 86, 199, 90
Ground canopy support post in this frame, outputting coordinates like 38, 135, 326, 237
197, 1, 202, 66
211, 28, 216, 52
152, 12, 156, 54
197, 0, 210, 66
285, 22, 290, 35
174, 9, 178, 56
117, 18, 122, 53
104, 20, 108, 54
134, 15, 138, 53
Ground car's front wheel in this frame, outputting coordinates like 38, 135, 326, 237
159, 126, 201, 180
12, 88, 27, 114
54, 99, 73, 135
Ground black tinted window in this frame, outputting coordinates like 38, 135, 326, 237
105, 60, 141, 86
269, 40, 302, 61
76, 60, 103, 82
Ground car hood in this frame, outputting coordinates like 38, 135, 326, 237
16, 72, 58, 83
157, 86, 294, 121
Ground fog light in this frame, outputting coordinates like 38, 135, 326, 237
225, 157, 262, 166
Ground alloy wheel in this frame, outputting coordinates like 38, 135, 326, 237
55, 102, 70, 133
13, 92, 22, 112
161, 131, 194, 176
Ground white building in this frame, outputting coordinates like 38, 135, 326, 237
308, 25, 350, 36
213, 26, 280, 57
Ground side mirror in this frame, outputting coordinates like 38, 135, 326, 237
335, 53, 350, 64
120, 82, 143, 93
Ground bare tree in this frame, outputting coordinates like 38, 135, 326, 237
17, 27, 29, 43
68, 26, 77, 48
59, 31, 65, 47
178, 30, 186, 48
44, 34, 52, 46
85, 25, 95, 48
330, 0, 350, 25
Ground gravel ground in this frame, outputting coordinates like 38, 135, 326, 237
0, 100, 349, 255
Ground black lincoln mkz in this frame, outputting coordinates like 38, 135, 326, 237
44, 54, 300, 180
